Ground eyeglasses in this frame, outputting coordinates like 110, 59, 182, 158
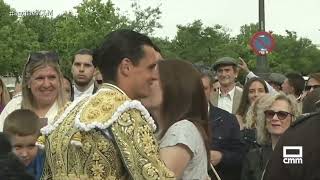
264, 110, 293, 120
26, 51, 60, 66
305, 85, 320, 91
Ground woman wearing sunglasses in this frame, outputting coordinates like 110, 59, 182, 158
0, 51, 67, 131
241, 93, 300, 180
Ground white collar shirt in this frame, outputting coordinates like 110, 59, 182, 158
73, 83, 95, 100
217, 86, 236, 113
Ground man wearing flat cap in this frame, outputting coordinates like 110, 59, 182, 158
268, 73, 286, 92
210, 57, 243, 114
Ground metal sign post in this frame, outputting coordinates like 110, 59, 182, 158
250, 31, 275, 78
257, 0, 269, 78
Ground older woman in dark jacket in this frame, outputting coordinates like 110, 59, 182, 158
241, 93, 300, 180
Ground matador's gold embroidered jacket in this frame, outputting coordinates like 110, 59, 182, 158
40, 84, 175, 180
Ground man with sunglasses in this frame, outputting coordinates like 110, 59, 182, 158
305, 84, 320, 92
41, 29, 174, 179
71, 48, 99, 101
305, 73, 320, 92
300, 73, 320, 101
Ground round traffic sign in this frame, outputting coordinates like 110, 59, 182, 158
250, 31, 275, 56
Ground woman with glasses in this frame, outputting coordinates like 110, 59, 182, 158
241, 93, 300, 180
0, 51, 67, 131
0, 78, 11, 113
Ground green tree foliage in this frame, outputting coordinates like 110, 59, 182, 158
48, 0, 132, 76
129, 0, 162, 35
0, 22, 40, 77
0, 0, 162, 77
152, 37, 177, 59
22, 15, 55, 49
167, 20, 235, 64
268, 31, 320, 74
1, 0, 320, 78
0, 0, 40, 78
0, 0, 17, 27
235, 23, 259, 68
158, 20, 251, 69
234, 24, 320, 75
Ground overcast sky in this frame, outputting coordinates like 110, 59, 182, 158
5, 0, 320, 44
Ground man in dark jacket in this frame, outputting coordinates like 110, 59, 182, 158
201, 69, 245, 180
262, 111, 320, 180
209, 104, 245, 180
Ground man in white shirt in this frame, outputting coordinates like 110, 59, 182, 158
200, 69, 244, 180
71, 49, 98, 100
210, 57, 243, 114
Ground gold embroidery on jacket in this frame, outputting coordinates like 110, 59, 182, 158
112, 109, 175, 179
80, 90, 128, 124
42, 98, 124, 179
42, 84, 174, 179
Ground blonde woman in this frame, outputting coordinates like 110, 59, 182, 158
241, 93, 300, 180
0, 51, 67, 131
0, 78, 11, 113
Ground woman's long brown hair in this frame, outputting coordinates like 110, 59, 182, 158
158, 59, 210, 159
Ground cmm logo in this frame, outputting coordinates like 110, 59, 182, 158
283, 146, 303, 164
